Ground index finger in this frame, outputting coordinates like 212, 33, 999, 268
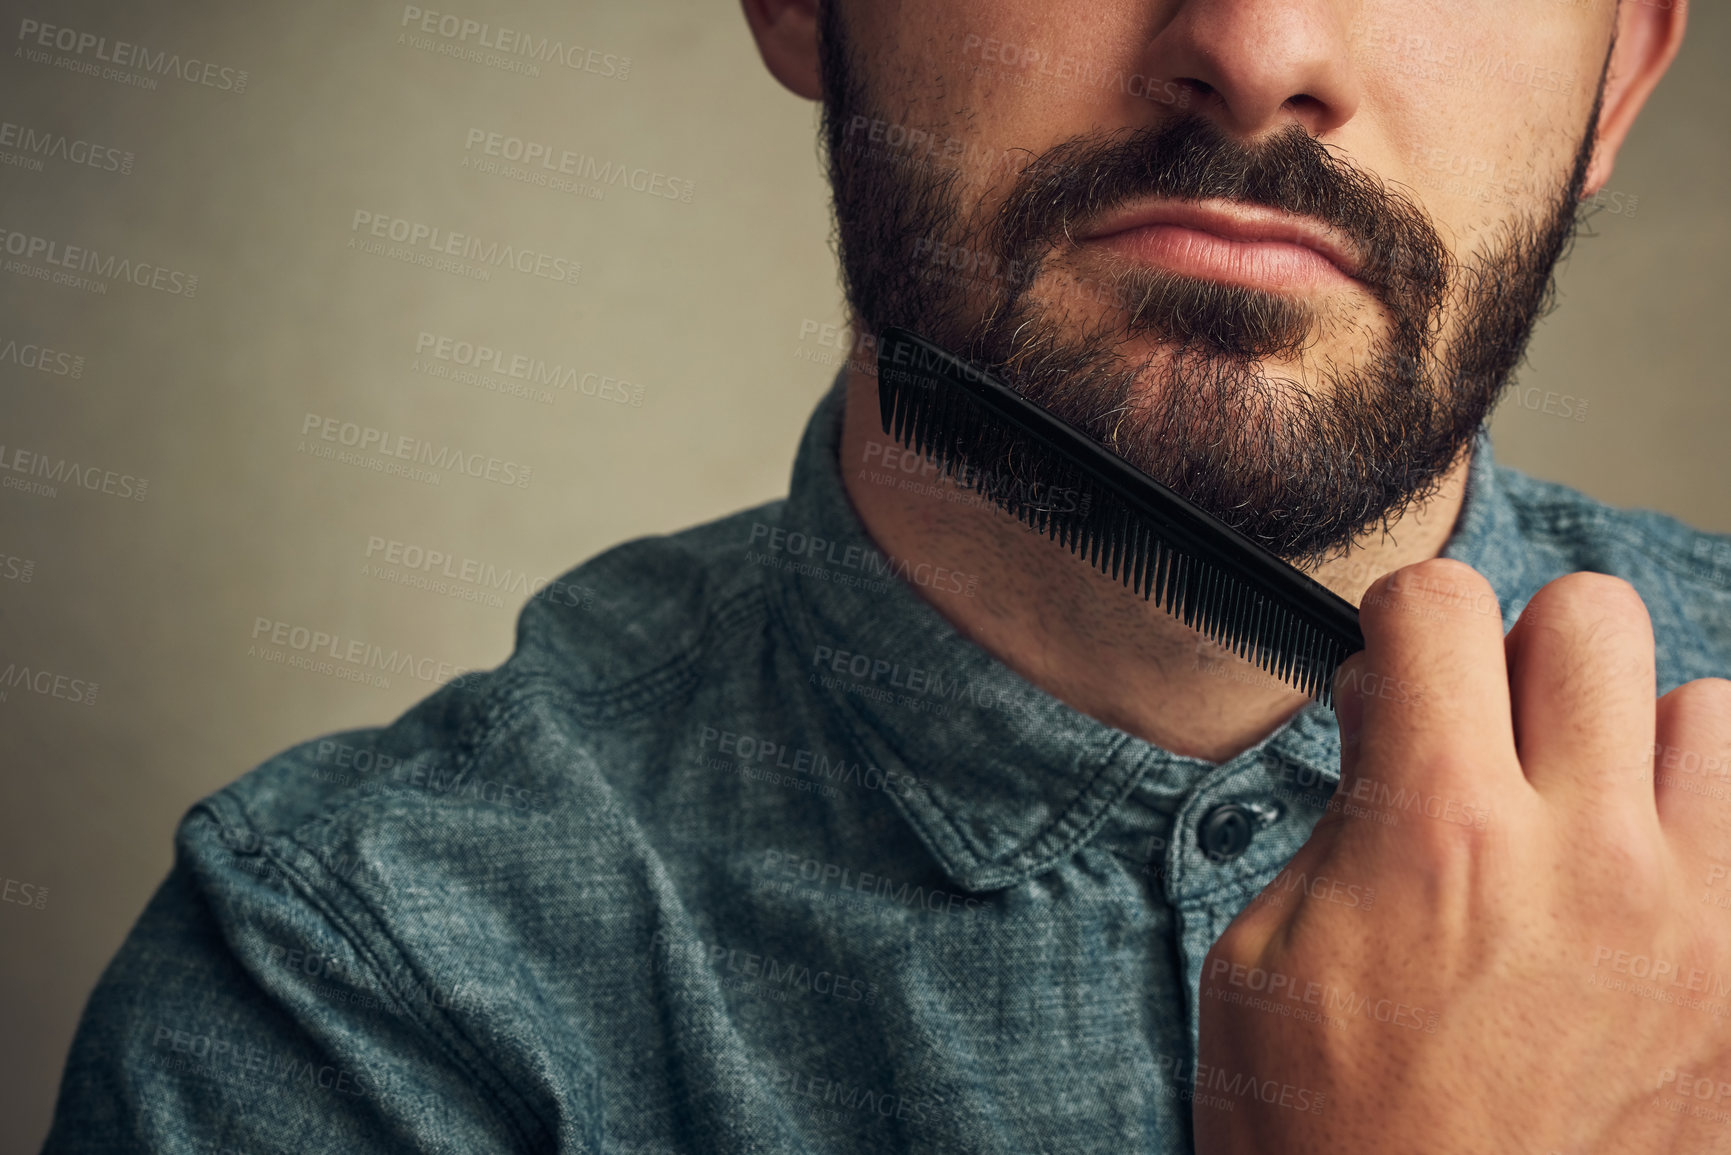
1334, 558, 1521, 808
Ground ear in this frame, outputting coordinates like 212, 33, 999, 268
1582, 0, 1687, 196
741, 0, 824, 100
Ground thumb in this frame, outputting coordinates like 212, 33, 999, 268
1332, 650, 1368, 780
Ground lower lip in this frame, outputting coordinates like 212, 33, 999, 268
1088, 224, 1355, 291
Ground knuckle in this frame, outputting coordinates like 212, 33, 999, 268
1660, 677, 1731, 727
1655, 680, 1731, 778
1362, 558, 1498, 623
1527, 570, 1649, 628
1407, 556, 1490, 590
1589, 813, 1670, 893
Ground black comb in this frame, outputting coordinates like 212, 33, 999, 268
874, 326, 1364, 708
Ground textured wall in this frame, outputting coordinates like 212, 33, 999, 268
0, 1, 1723, 1149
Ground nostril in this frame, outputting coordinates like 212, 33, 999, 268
1170, 78, 1217, 112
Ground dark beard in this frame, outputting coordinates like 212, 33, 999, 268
816, 8, 1604, 568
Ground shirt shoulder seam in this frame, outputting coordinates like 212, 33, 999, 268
193, 794, 553, 1151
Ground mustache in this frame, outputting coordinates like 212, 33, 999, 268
989, 114, 1452, 333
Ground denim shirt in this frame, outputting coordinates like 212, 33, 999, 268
42, 374, 1731, 1154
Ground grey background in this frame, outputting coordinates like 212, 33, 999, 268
0, 0, 1723, 1150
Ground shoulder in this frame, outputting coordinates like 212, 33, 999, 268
60, 502, 800, 1149
206, 498, 785, 866
506, 499, 781, 708
110, 502, 790, 1141
1493, 463, 1731, 685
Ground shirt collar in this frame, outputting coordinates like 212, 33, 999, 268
764, 371, 1532, 892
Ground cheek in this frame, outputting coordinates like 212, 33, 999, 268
1343, 8, 1599, 233
875, 3, 1169, 193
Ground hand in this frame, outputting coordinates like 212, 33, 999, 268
1192, 558, 1731, 1155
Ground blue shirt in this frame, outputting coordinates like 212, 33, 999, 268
42, 375, 1731, 1153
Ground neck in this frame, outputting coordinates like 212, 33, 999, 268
836, 365, 1474, 764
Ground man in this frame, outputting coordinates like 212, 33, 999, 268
42, 0, 1729, 1151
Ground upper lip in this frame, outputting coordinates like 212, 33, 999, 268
1074, 199, 1366, 281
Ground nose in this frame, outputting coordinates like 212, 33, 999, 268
1143, 0, 1362, 138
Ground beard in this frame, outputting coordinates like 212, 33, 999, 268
816, 8, 1605, 568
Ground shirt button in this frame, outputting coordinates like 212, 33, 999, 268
1198, 803, 1256, 863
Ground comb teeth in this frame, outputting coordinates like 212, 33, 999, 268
876, 327, 1364, 708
